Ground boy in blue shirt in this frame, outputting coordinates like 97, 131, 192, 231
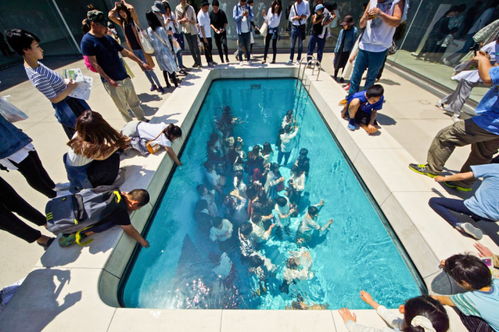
433, 254, 498, 332
341, 84, 384, 135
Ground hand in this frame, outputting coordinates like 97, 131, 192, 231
177, 161, 183, 166
439, 259, 446, 269
108, 79, 119, 87
67, 80, 78, 91
203, 37, 208, 43
359, 290, 377, 308
262, 9, 266, 17
368, 7, 380, 16
293, 15, 301, 21
140, 62, 152, 70
366, 124, 378, 135
339, 308, 357, 323
308, 271, 314, 278
141, 239, 150, 248
243, 10, 248, 17
473, 50, 488, 62
434, 175, 445, 183
318, 200, 325, 206
327, 219, 334, 226
348, 56, 355, 63
474, 242, 494, 257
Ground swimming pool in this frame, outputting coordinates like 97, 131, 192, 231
120, 78, 424, 310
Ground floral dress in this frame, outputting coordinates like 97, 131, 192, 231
146, 26, 179, 74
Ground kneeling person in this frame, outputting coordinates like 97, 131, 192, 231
341, 84, 384, 135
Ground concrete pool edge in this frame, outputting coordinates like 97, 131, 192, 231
0, 66, 469, 332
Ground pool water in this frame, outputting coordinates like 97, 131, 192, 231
120, 78, 423, 309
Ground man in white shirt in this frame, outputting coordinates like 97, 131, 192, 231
346, 0, 407, 98
198, 1, 215, 66
288, 0, 310, 64
176, 0, 202, 67
233, 0, 254, 63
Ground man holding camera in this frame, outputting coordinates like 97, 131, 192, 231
233, 0, 254, 64
288, 0, 310, 64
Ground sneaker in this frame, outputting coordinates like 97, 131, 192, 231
456, 222, 483, 240
58, 234, 76, 247
158, 86, 165, 94
443, 181, 472, 192
435, 101, 445, 110
347, 119, 359, 131
150, 85, 158, 92
343, 84, 350, 91
287, 60, 293, 65
408, 163, 438, 178
239, 61, 244, 66
451, 114, 460, 123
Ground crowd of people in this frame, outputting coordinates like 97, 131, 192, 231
0, 0, 497, 330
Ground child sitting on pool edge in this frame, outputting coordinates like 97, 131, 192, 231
341, 84, 384, 135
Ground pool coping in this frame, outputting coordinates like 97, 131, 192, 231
0, 65, 475, 332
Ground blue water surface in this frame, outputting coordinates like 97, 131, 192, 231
121, 78, 423, 309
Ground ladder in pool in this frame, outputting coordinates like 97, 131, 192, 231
296, 56, 322, 91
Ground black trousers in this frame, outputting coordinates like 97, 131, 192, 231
214, 31, 229, 62
0, 177, 46, 243
201, 37, 213, 64
458, 310, 494, 332
263, 33, 278, 62
11, 150, 56, 198
87, 152, 121, 188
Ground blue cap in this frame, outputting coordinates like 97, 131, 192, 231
315, 4, 324, 12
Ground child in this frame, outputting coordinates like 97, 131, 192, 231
433, 254, 498, 331
296, 200, 333, 244
341, 84, 384, 135
333, 15, 358, 82
339, 291, 449, 332
122, 121, 182, 165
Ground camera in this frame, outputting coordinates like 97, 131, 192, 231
469, 43, 481, 54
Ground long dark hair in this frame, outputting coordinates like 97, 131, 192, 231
402, 296, 449, 332
68, 110, 129, 158
145, 10, 162, 31
271, 0, 282, 15
116, 3, 133, 25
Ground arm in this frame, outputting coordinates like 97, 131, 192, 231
165, 146, 182, 166
86, 55, 118, 86
474, 52, 494, 84
434, 171, 474, 183
49, 81, 78, 103
359, 4, 372, 29
348, 99, 361, 118
368, 110, 377, 126
370, 1, 404, 27
120, 48, 151, 70
234, 6, 243, 22
431, 295, 455, 307
199, 14, 207, 39
121, 224, 149, 247
108, 5, 122, 26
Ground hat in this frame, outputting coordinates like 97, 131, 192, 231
201, 0, 210, 6
87, 9, 107, 25
315, 4, 324, 12
212, 0, 220, 6
340, 15, 355, 26
151, 1, 166, 14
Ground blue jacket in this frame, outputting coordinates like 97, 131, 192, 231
334, 26, 358, 53
233, 4, 253, 35
0, 115, 32, 159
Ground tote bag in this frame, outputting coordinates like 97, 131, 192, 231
139, 29, 155, 54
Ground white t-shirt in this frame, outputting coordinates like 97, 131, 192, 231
265, 8, 282, 29
274, 196, 291, 226
210, 219, 233, 242
291, 172, 305, 191
197, 10, 212, 38
280, 127, 299, 152
241, 15, 250, 33
137, 122, 172, 148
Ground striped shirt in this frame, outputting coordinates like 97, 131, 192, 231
25, 62, 66, 100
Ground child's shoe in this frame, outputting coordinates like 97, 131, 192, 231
347, 119, 359, 131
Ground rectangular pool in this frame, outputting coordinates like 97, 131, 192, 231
120, 78, 424, 309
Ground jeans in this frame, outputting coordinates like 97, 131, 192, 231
348, 49, 387, 96
0, 177, 46, 243
214, 31, 229, 62
307, 35, 326, 63
11, 150, 56, 198
201, 37, 213, 64
290, 25, 305, 61
263, 30, 278, 62
426, 119, 499, 186
132, 49, 161, 87
277, 151, 291, 165
103, 77, 146, 122
184, 33, 202, 66
428, 197, 486, 227
238, 32, 251, 61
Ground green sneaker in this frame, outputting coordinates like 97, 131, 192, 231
443, 181, 472, 192
58, 234, 76, 247
408, 163, 438, 178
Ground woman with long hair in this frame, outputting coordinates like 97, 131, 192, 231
109, 1, 164, 93
145, 10, 180, 88
162, 2, 187, 74
65, 111, 129, 191
262, 0, 282, 64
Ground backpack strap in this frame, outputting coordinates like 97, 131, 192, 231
75, 226, 94, 246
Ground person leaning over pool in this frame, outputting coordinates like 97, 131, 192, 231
121, 120, 182, 166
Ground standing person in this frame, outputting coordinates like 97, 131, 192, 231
198, 1, 215, 66
0, 178, 54, 249
153, 1, 188, 73
262, 0, 282, 64
176, 0, 203, 68
306, 4, 332, 64
288, 0, 310, 65
278, 124, 299, 165
409, 52, 499, 191
81, 10, 150, 122
233, 0, 254, 64
108, 1, 164, 93
210, 0, 230, 63
346, 0, 407, 98
0, 115, 57, 198
248, 0, 258, 55
333, 15, 358, 82
6, 29, 88, 139
145, 10, 180, 88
